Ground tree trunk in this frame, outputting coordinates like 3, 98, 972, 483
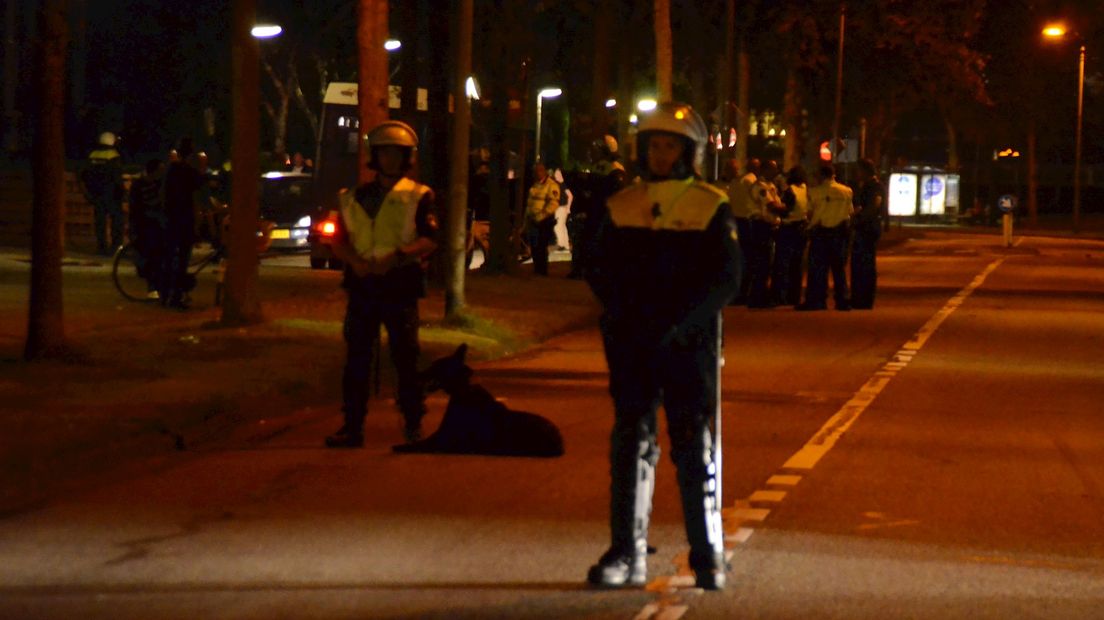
782, 66, 801, 171
615, 10, 634, 164
719, 0, 734, 129
1027, 119, 1038, 227
444, 0, 472, 319
221, 0, 264, 326
944, 115, 959, 172
261, 57, 292, 158
357, 0, 388, 184
590, 1, 612, 143
735, 42, 749, 170
654, 0, 672, 102
24, 0, 67, 360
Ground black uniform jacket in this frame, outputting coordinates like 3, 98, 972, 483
586, 178, 742, 349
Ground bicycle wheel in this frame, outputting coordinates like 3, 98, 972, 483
112, 243, 157, 302
190, 240, 220, 267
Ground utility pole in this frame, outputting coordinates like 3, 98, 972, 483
25, 0, 67, 360
831, 2, 845, 164
221, 0, 263, 325
654, 0, 672, 102
357, 0, 389, 184
444, 0, 473, 319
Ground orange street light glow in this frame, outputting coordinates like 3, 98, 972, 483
1043, 25, 1067, 38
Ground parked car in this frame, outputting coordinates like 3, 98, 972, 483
259, 171, 315, 252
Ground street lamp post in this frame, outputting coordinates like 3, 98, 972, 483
1043, 24, 1085, 233
534, 87, 561, 163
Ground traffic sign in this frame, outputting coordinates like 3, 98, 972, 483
997, 194, 1018, 214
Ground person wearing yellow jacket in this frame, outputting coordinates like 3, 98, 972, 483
585, 103, 740, 591
525, 161, 561, 275
80, 132, 125, 255
798, 162, 853, 311
325, 120, 440, 448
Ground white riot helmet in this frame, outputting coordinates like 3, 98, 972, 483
365, 120, 418, 171
98, 131, 117, 147
636, 102, 708, 180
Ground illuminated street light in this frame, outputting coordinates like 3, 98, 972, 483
251, 24, 282, 38
1042, 22, 1085, 233
465, 76, 481, 100
384, 39, 402, 51
637, 99, 657, 112
605, 98, 617, 108
534, 87, 562, 163
1042, 24, 1067, 38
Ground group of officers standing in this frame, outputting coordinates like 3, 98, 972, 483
322, 102, 887, 592
726, 155, 886, 312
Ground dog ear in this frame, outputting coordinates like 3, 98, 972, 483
454, 343, 468, 362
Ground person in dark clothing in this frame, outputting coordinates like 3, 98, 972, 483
772, 166, 809, 306
585, 103, 740, 591
81, 132, 126, 256
127, 159, 166, 298
568, 141, 627, 280
850, 158, 885, 309
324, 120, 440, 449
161, 138, 204, 309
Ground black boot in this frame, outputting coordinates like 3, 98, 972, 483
690, 551, 727, 590
324, 425, 363, 448
588, 437, 657, 588
587, 540, 648, 587
675, 427, 727, 591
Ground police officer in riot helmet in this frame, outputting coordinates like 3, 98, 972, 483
585, 103, 741, 590
325, 120, 440, 448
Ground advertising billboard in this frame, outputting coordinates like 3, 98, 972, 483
888, 173, 918, 216
919, 174, 947, 215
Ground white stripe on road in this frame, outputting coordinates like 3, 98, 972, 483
636, 256, 1007, 619
784, 256, 1005, 471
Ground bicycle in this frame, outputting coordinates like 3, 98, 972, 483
111, 238, 225, 304
112, 209, 273, 305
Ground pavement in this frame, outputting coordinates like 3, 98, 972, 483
0, 248, 599, 517
1, 212, 1100, 519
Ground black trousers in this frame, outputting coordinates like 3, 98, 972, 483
92, 195, 125, 254
771, 222, 807, 306
850, 221, 881, 308
745, 220, 774, 307
805, 224, 851, 309
342, 286, 424, 435
527, 217, 555, 275
733, 218, 751, 302
601, 319, 725, 565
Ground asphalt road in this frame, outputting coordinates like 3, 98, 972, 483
2, 233, 1103, 619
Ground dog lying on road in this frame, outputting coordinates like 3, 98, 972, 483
393, 344, 564, 458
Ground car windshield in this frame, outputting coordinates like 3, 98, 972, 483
260, 174, 314, 223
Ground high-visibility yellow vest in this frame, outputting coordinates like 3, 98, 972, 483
808, 179, 854, 228
339, 177, 428, 260
526, 177, 561, 222
783, 183, 808, 224
607, 178, 728, 232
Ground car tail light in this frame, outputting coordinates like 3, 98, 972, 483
320, 220, 336, 236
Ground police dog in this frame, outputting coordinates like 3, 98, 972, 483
393, 344, 564, 457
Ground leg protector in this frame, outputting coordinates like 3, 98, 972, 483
588, 435, 658, 587
673, 427, 726, 591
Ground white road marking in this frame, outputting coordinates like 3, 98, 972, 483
785, 257, 1005, 470
767, 474, 802, 486
749, 490, 787, 503
639, 256, 1007, 617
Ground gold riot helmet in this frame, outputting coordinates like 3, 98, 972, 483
365, 120, 419, 171
636, 102, 708, 180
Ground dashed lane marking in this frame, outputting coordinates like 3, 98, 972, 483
635, 254, 1008, 620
